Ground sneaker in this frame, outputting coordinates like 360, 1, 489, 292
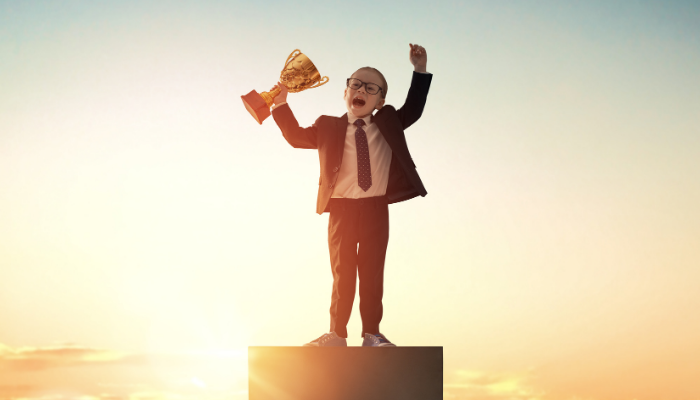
362, 333, 396, 347
303, 332, 347, 347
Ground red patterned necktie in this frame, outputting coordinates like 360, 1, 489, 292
354, 119, 372, 191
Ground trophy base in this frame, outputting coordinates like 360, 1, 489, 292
242, 90, 271, 125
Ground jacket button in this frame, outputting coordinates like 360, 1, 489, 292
333, 167, 339, 172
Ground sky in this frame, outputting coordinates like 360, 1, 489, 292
1, 0, 699, 399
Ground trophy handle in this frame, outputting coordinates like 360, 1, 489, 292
305, 76, 329, 90
284, 49, 302, 68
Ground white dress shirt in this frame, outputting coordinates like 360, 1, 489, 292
331, 113, 392, 198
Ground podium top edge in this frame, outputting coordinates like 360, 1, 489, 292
247, 346, 444, 349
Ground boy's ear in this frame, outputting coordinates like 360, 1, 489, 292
343, 88, 348, 99
375, 98, 385, 110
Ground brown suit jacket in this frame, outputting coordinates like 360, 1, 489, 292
272, 71, 432, 214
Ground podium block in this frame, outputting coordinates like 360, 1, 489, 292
248, 347, 442, 400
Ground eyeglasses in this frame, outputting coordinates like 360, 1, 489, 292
346, 78, 383, 95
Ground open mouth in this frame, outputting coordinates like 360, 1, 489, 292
352, 97, 366, 107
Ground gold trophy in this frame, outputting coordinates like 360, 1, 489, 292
242, 49, 329, 124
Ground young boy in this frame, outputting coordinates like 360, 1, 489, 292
270, 44, 431, 347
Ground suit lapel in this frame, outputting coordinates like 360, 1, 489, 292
373, 106, 396, 147
335, 113, 349, 163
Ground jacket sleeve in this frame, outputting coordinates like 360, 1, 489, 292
271, 103, 320, 150
395, 71, 433, 131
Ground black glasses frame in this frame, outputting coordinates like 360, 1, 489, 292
346, 78, 383, 95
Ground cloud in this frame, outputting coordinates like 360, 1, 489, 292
0, 384, 38, 399
0, 342, 248, 400
444, 369, 546, 400
0, 391, 233, 400
0, 389, 246, 400
0, 343, 129, 371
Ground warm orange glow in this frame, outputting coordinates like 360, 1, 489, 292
2, 1, 699, 400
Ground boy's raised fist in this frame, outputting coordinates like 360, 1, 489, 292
409, 43, 427, 73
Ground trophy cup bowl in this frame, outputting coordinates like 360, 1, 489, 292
242, 49, 329, 124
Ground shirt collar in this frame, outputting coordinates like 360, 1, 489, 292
347, 112, 373, 126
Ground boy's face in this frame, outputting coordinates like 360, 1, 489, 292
343, 69, 385, 118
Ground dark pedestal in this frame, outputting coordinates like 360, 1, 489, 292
248, 346, 443, 400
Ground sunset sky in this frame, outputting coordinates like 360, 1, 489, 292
1, 0, 699, 399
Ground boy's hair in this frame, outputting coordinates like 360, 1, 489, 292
353, 67, 388, 99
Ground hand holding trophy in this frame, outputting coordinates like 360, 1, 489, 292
271, 81, 288, 105
242, 49, 329, 124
